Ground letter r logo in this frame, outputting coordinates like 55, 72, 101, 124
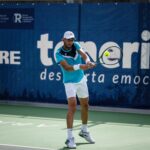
14, 13, 22, 23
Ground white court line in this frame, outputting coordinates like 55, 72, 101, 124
0, 144, 56, 150
1, 100, 150, 114
0, 114, 81, 123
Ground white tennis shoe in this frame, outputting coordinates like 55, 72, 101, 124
65, 137, 76, 149
79, 130, 95, 144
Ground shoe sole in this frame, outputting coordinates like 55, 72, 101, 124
67, 147, 76, 149
65, 145, 76, 149
65, 142, 76, 149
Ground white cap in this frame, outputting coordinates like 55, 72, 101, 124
63, 31, 75, 39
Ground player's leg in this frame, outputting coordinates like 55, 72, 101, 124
76, 78, 89, 127
64, 83, 77, 148
79, 97, 89, 127
78, 99, 95, 143
67, 97, 77, 129
77, 78, 95, 144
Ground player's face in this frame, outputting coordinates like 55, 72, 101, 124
63, 38, 74, 49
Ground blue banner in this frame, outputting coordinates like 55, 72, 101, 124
0, 8, 34, 29
0, 3, 150, 108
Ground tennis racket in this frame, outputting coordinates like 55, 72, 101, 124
97, 46, 122, 65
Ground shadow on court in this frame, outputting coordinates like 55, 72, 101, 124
0, 104, 150, 128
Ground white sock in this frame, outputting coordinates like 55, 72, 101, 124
81, 124, 88, 132
67, 128, 73, 139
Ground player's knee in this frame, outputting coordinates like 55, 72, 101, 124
83, 103, 89, 110
68, 98, 77, 114
81, 101, 89, 110
68, 105, 76, 114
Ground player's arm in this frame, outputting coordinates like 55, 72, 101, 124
78, 49, 90, 63
59, 60, 91, 71
78, 49, 96, 68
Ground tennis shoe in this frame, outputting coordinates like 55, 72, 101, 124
79, 130, 95, 144
65, 137, 76, 149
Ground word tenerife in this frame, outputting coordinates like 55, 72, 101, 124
37, 30, 150, 69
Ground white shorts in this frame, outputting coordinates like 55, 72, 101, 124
64, 76, 89, 99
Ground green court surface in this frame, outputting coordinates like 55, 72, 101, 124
0, 104, 150, 150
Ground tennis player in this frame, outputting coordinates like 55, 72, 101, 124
55, 31, 96, 149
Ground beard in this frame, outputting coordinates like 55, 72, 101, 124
64, 43, 72, 50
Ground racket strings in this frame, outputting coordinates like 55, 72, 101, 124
99, 46, 122, 65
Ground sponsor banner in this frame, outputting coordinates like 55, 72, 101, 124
0, 8, 34, 29
0, 3, 150, 108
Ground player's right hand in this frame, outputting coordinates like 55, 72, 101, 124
80, 63, 96, 70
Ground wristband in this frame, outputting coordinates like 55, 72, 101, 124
73, 64, 80, 70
